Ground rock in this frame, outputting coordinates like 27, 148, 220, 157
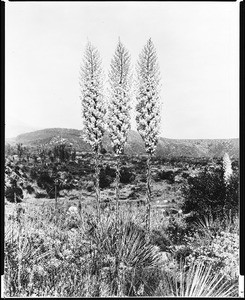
67, 206, 78, 215
174, 175, 182, 183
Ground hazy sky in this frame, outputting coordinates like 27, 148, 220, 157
5, 1, 239, 139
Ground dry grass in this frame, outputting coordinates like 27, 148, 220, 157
4, 199, 239, 297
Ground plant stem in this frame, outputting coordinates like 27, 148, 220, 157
146, 153, 152, 232
115, 154, 121, 226
55, 184, 58, 210
17, 207, 22, 295
95, 148, 101, 223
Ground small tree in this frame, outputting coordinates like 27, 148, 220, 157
136, 38, 161, 232
16, 143, 24, 159
80, 41, 106, 222
108, 39, 132, 223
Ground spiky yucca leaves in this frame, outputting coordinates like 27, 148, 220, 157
80, 42, 106, 222
108, 40, 132, 223
223, 152, 233, 185
158, 260, 238, 297
86, 213, 162, 296
136, 38, 161, 232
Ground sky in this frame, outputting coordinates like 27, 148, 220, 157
5, 1, 239, 139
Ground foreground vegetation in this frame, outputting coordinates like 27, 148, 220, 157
4, 143, 239, 297
4, 201, 239, 297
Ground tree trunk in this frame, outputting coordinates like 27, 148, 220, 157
146, 153, 152, 232
95, 148, 101, 222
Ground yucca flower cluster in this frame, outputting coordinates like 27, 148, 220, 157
135, 38, 161, 232
136, 39, 161, 155
107, 40, 132, 225
80, 42, 106, 152
80, 42, 106, 222
222, 152, 233, 185
108, 40, 131, 154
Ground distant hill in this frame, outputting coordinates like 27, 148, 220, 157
6, 128, 239, 159
5, 115, 42, 139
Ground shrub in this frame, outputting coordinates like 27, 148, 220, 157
98, 166, 115, 189
157, 170, 175, 183
5, 185, 23, 203
175, 232, 239, 283
25, 185, 35, 194
181, 168, 238, 223
166, 215, 188, 245
120, 167, 135, 184
105, 165, 116, 178
36, 171, 56, 198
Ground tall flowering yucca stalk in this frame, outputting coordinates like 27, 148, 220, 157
136, 38, 161, 232
108, 39, 131, 223
222, 152, 233, 217
223, 152, 233, 185
80, 42, 106, 222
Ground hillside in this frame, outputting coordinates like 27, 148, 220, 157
6, 128, 239, 158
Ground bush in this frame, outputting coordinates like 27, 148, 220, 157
36, 171, 56, 198
166, 215, 188, 245
172, 230, 239, 282
181, 168, 238, 223
105, 165, 116, 178
5, 185, 23, 203
157, 170, 175, 183
25, 185, 35, 194
99, 167, 115, 189
120, 167, 135, 184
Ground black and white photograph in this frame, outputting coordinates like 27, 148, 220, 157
3, 1, 241, 297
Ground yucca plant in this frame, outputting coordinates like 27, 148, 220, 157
79, 41, 106, 222
157, 260, 238, 297
222, 152, 233, 219
223, 152, 233, 185
85, 213, 162, 296
108, 39, 132, 223
136, 38, 161, 232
